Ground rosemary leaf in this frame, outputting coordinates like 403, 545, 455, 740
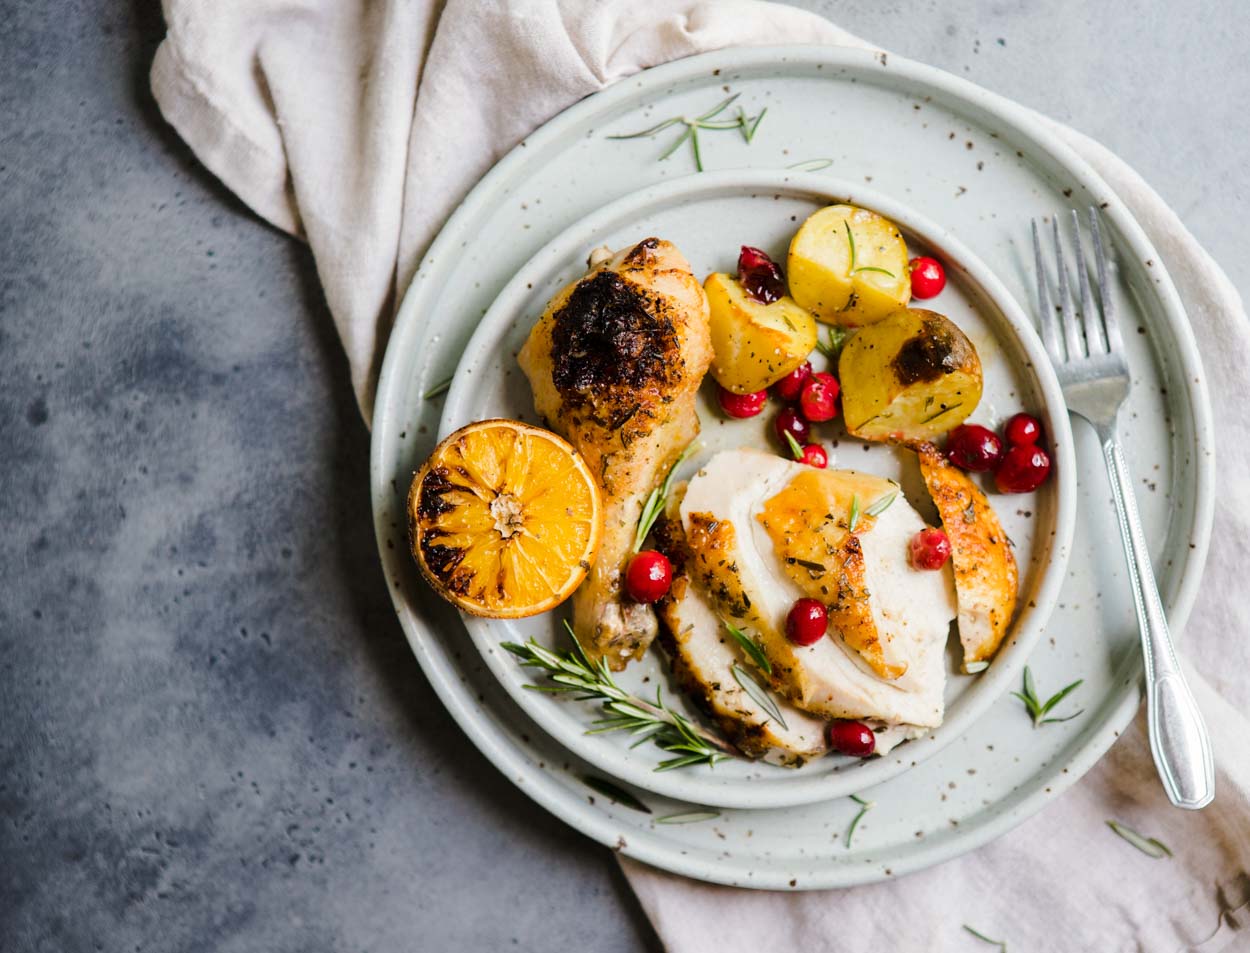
423, 376, 453, 399
845, 794, 874, 848
658, 125, 694, 161
657, 810, 720, 824
1107, 820, 1172, 858
1039, 708, 1085, 725
743, 106, 767, 143
723, 620, 772, 675
633, 441, 698, 552
962, 925, 1007, 951
814, 325, 851, 361
864, 490, 897, 518
606, 115, 684, 139
851, 265, 897, 277
1036, 678, 1084, 719
731, 663, 787, 729
783, 429, 804, 461
844, 221, 858, 272
690, 127, 704, 172
787, 158, 833, 172
847, 494, 861, 533
696, 93, 740, 122
582, 775, 651, 813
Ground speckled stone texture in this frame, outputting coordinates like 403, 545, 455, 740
1, 2, 1245, 951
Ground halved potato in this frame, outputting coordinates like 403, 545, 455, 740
705, 272, 818, 394
915, 442, 1018, 672
788, 205, 911, 326
838, 308, 982, 442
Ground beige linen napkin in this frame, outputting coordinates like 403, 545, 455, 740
151, 2, 1250, 949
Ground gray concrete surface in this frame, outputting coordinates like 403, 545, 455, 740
1, 2, 1244, 951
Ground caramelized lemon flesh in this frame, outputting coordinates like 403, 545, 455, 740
408, 419, 603, 618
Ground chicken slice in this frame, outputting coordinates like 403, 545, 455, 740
518, 239, 712, 670
679, 449, 956, 737
652, 500, 828, 764
915, 442, 1018, 672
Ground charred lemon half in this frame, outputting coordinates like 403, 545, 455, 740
408, 419, 603, 618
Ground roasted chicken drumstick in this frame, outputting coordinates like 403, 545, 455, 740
518, 238, 712, 670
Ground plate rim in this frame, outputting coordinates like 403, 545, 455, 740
370, 44, 1214, 888
439, 167, 1078, 809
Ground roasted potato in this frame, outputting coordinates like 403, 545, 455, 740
788, 205, 911, 326
915, 442, 1018, 672
704, 272, 818, 394
838, 308, 982, 442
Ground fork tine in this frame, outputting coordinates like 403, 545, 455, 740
1031, 219, 1063, 362
1088, 208, 1124, 354
1070, 209, 1106, 355
1052, 217, 1084, 360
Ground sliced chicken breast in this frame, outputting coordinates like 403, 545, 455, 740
678, 449, 957, 733
656, 557, 828, 764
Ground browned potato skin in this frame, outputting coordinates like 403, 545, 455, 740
915, 442, 1018, 670
839, 308, 983, 442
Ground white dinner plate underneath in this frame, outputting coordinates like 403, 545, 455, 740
371, 46, 1212, 888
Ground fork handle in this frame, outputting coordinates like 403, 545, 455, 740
1103, 436, 1215, 809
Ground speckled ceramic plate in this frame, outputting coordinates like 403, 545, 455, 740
440, 169, 1075, 809
371, 46, 1213, 888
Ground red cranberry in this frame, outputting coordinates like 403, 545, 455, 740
910, 528, 952, 570
995, 444, 1052, 494
625, 551, 672, 604
774, 407, 812, 447
799, 372, 840, 422
1003, 412, 1042, 447
786, 598, 828, 645
946, 424, 1003, 472
908, 256, 946, 299
718, 386, 768, 419
772, 361, 812, 402
737, 246, 785, 304
800, 443, 828, 469
828, 720, 876, 757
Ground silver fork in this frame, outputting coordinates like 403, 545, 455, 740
1032, 210, 1214, 810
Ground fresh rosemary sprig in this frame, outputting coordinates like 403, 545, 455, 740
609, 94, 766, 172
582, 775, 651, 813
724, 620, 771, 675
788, 158, 833, 172
424, 375, 453, 399
847, 494, 861, 533
503, 623, 738, 771
657, 810, 720, 824
1107, 820, 1172, 858
814, 325, 850, 361
1011, 666, 1084, 727
844, 221, 896, 278
845, 793, 873, 848
962, 925, 1007, 951
634, 442, 699, 553
731, 663, 787, 729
